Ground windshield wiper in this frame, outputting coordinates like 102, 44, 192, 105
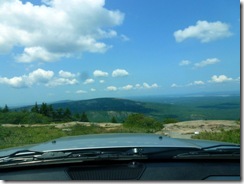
0, 150, 45, 163
0, 148, 148, 167
174, 144, 240, 159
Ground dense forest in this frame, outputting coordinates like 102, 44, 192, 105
0, 95, 240, 124
0, 103, 90, 124
0, 96, 240, 149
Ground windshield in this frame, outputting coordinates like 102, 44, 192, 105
0, 0, 240, 154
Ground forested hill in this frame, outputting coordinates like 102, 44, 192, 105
50, 98, 154, 114
11, 96, 240, 122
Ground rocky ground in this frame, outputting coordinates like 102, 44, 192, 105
2, 120, 240, 139
156, 120, 240, 139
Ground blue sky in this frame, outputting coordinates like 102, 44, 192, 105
0, 0, 240, 106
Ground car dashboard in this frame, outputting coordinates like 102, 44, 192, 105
0, 159, 240, 180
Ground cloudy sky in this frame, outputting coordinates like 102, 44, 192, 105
0, 0, 240, 106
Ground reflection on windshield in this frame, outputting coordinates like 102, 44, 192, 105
0, 0, 240, 150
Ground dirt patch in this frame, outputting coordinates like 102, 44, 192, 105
1, 122, 122, 129
156, 120, 240, 139
2, 120, 240, 139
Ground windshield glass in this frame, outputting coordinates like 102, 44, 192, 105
0, 0, 240, 152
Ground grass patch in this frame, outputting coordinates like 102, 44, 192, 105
192, 128, 240, 144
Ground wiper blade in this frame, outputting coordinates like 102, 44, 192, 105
0, 150, 44, 163
174, 144, 240, 159
200, 144, 240, 151
0, 148, 147, 167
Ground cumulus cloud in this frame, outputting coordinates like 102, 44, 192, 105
194, 58, 220, 68
171, 83, 181, 88
0, 68, 80, 88
83, 78, 95, 84
122, 84, 133, 90
59, 70, 76, 78
174, 20, 232, 43
0, 68, 54, 88
76, 90, 87, 94
46, 78, 78, 87
179, 60, 191, 66
133, 83, 159, 89
143, 83, 159, 89
112, 69, 129, 77
135, 84, 141, 89
208, 75, 233, 83
0, 0, 124, 62
106, 86, 117, 91
93, 70, 109, 77
16, 47, 64, 63
187, 81, 205, 86
235, 77, 240, 81
193, 80, 205, 85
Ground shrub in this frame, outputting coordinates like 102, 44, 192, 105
192, 129, 240, 144
163, 118, 178, 124
123, 113, 163, 132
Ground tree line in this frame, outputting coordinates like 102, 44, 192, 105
0, 103, 90, 124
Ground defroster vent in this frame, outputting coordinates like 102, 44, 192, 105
66, 162, 145, 180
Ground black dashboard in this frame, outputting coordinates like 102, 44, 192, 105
0, 159, 240, 180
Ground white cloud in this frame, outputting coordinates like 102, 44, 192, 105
174, 20, 232, 43
235, 77, 240, 81
83, 78, 95, 84
122, 84, 133, 90
28, 68, 54, 83
93, 70, 109, 77
46, 78, 78, 87
90, 88, 96, 92
16, 47, 65, 63
143, 83, 159, 89
171, 83, 181, 88
76, 90, 87, 94
99, 80, 105, 83
179, 60, 191, 66
193, 80, 205, 85
0, 68, 54, 88
135, 84, 141, 89
133, 83, 159, 89
112, 69, 129, 77
106, 86, 117, 91
0, 76, 29, 88
209, 75, 233, 83
187, 80, 205, 86
0, 68, 81, 88
194, 58, 220, 68
0, 0, 124, 62
59, 70, 76, 78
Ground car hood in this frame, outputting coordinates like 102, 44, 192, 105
0, 133, 239, 157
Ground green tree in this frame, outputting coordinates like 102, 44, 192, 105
47, 105, 54, 118
39, 103, 48, 116
55, 108, 64, 121
31, 102, 39, 113
64, 108, 72, 120
74, 113, 81, 121
80, 112, 89, 122
111, 116, 117, 123
2, 104, 9, 113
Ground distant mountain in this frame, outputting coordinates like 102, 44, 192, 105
13, 96, 240, 122
51, 98, 155, 114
